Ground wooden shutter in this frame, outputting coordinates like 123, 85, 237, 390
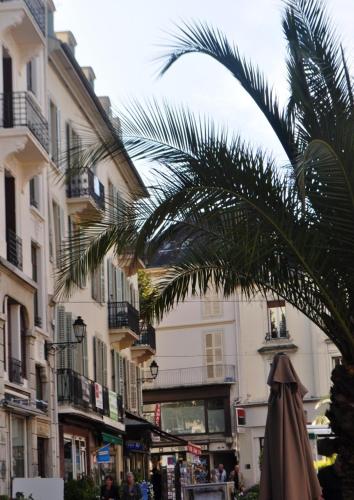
129, 362, 138, 413
93, 336, 97, 382
124, 358, 130, 410
203, 291, 222, 318
107, 259, 114, 301
56, 306, 66, 369
119, 355, 125, 406
137, 367, 143, 415
82, 335, 88, 377
48, 196, 54, 261
65, 312, 73, 370
102, 342, 108, 387
100, 263, 105, 304
205, 331, 224, 379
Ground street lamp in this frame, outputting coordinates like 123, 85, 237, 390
140, 360, 159, 382
45, 316, 87, 357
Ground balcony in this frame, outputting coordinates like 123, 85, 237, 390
9, 357, 23, 384
6, 229, 23, 270
258, 330, 298, 355
57, 369, 124, 423
0, 1, 45, 64
131, 325, 156, 363
66, 167, 105, 221
108, 301, 140, 349
0, 92, 49, 175
143, 364, 236, 390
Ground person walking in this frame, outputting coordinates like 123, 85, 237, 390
151, 463, 162, 500
121, 472, 143, 500
216, 463, 227, 482
229, 465, 245, 498
100, 475, 120, 500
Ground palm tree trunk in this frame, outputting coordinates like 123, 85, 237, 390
327, 364, 354, 500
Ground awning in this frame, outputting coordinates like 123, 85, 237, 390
125, 411, 188, 446
102, 432, 123, 445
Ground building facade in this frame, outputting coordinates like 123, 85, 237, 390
144, 267, 341, 487
0, 0, 154, 495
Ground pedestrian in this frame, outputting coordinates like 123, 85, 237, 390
100, 474, 120, 500
216, 463, 227, 482
318, 456, 343, 500
229, 464, 245, 498
121, 472, 143, 500
151, 462, 162, 500
210, 469, 218, 483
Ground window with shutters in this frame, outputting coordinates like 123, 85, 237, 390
91, 263, 105, 303
202, 290, 222, 318
93, 337, 107, 386
129, 362, 138, 413
267, 300, 287, 339
137, 367, 143, 415
107, 258, 124, 302
108, 180, 121, 219
49, 100, 60, 166
111, 350, 125, 402
123, 358, 130, 410
204, 331, 224, 379
56, 306, 74, 370
52, 201, 63, 268
66, 121, 81, 171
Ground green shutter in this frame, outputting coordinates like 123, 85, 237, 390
103, 342, 108, 387
56, 306, 66, 369
82, 335, 88, 377
65, 312, 73, 370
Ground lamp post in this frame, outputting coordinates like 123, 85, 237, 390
45, 316, 87, 357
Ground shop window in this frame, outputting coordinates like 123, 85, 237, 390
207, 399, 225, 433
11, 415, 26, 478
64, 435, 87, 480
267, 300, 288, 339
161, 401, 206, 435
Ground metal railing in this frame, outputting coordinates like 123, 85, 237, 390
57, 369, 124, 421
66, 167, 105, 210
6, 229, 23, 270
0, 92, 49, 151
108, 301, 140, 335
143, 364, 236, 389
0, 0, 46, 34
133, 324, 156, 351
265, 330, 290, 341
9, 357, 23, 384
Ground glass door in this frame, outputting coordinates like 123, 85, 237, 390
11, 415, 26, 477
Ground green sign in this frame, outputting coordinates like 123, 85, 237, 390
109, 391, 118, 421
102, 432, 123, 446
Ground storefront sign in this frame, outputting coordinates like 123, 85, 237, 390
154, 403, 161, 427
236, 407, 246, 426
126, 442, 144, 451
97, 444, 111, 463
102, 432, 123, 446
109, 391, 118, 421
81, 377, 91, 403
94, 383, 103, 410
187, 443, 202, 456
36, 420, 50, 438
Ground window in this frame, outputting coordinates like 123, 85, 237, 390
129, 361, 138, 413
93, 337, 107, 386
204, 331, 224, 379
107, 258, 124, 302
108, 180, 121, 219
111, 350, 125, 400
29, 176, 40, 209
207, 399, 225, 433
52, 201, 63, 268
35, 365, 44, 401
66, 121, 81, 170
64, 435, 87, 481
6, 301, 27, 383
31, 243, 42, 327
332, 356, 342, 369
161, 401, 206, 435
267, 300, 287, 339
49, 100, 60, 165
91, 263, 105, 303
11, 415, 26, 477
202, 290, 222, 318
26, 58, 37, 95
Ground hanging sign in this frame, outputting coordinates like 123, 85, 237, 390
187, 443, 202, 456
236, 407, 246, 426
94, 383, 103, 410
81, 377, 91, 403
154, 403, 161, 427
109, 391, 118, 421
97, 444, 111, 463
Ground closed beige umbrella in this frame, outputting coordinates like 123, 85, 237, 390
259, 353, 322, 500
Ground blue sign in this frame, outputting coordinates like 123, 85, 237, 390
97, 444, 110, 463
126, 442, 144, 451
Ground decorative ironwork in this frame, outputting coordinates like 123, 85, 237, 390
134, 324, 156, 351
6, 229, 23, 270
0, 92, 49, 151
108, 301, 140, 334
66, 167, 105, 210
0, 0, 46, 34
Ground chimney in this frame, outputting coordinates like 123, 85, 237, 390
98, 96, 112, 118
55, 31, 77, 56
81, 66, 96, 90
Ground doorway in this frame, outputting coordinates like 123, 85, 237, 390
3, 48, 13, 127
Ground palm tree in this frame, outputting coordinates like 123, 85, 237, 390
58, 0, 354, 496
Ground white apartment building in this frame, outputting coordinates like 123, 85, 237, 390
144, 253, 341, 487
0, 0, 154, 495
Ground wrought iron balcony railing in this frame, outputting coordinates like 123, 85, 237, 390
6, 229, 23, 270
9, 357, 23, 384
108, 301, 140, 335
0, 92, 49, 151
0, 0, 46, 34
66, 167, 105, 210
143, 364, 236, 389
134, 324, 156, 351
57, 369, 124, 422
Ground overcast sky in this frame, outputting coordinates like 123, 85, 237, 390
54, 0, 354, 176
